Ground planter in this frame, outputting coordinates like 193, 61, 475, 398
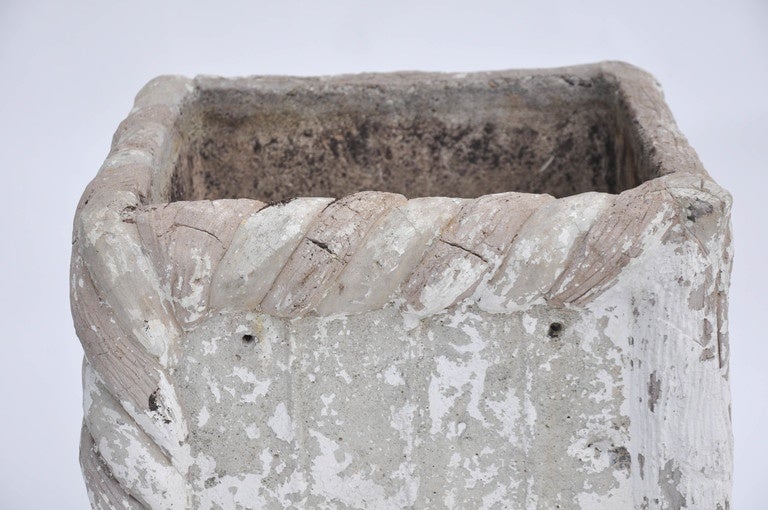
71, 62, 733, 509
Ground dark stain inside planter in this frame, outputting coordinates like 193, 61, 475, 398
171, 74, 646, 202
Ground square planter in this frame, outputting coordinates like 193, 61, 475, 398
71, 62, 732, 509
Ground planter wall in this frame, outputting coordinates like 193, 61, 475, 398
71, 62, 733, 509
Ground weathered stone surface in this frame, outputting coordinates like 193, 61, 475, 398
72, 62, 733, 509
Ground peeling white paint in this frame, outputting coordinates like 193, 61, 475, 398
267, 403, 295, 443
383, 365, 405, 386
196, 407, 209, 428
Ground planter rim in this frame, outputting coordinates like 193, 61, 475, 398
72, 60, 732, 323
80, 60, 725, 210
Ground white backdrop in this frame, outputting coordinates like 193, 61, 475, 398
1, 1, 765, 507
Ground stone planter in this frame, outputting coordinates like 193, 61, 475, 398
71, 62, 732, 509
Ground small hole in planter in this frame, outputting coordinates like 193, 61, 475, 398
148, 390, 160, 412
548, 322, 563, 338
242, 334, 255, 343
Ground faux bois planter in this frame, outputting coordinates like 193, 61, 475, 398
71, 62, 733, 509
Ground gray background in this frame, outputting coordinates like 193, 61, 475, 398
1, 1, 764, 507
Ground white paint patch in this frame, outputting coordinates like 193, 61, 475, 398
231, 367, 271, 402
336, 369, 352, 383
197, 472, 269, 509
176, 248, 211, 322
320, 393, 337, 417
592, 369, 615, 403
201, 335, 219, 356
82, 362, 98, 414
481, 483, 509, 510
384, 365, 405, 386
196, 406, 209, 428
268, 402, 295, 443
428, 311, 491, 434
486, 387, 522, 446
309, 429, 400, 509
245, 423, 260, 440
415, 256, 487, 317
522, 314, 538, 335
201, 367, 221, 403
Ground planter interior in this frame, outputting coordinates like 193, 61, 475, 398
172, 72, 645, 203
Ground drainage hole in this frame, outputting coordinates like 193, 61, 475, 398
242, 334, 256, 343
547, 322, 563, 338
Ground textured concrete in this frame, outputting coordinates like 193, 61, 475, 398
71, 62, 733, 509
